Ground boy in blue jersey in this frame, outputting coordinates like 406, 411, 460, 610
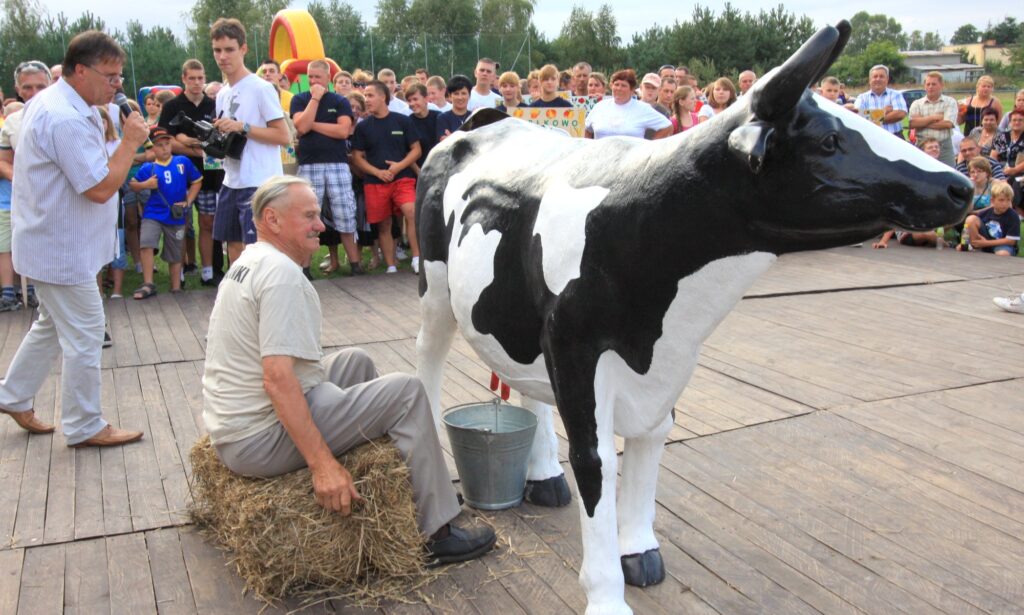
129, 127, 202, 298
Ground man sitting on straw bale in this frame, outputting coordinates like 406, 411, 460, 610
201, 175, 496, 565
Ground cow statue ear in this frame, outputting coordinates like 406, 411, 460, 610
728, 122, 774, 174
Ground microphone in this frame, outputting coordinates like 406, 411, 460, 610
113, 92, 133, 120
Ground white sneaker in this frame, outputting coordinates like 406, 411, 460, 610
396, 246, 408, 260
993, 294, 1024, 314
411, 256, 420, 274
386, 265, 398, 274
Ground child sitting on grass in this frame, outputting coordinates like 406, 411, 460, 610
128, 126, 201, 298
957, 181, 1021, 256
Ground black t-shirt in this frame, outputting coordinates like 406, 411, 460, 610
351, 112, 419, 184
158, 92, 224, 192
409, 110, 440, 169
528, 97, 573, 108
978, 207, 1022, 246
436, 110, 470, 140
290, 91, 353, 165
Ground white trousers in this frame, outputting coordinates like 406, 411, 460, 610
0, 281, 107, 444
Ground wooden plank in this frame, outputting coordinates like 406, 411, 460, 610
177, 526, 308, 615
138, 365, 191, 524
113, 367, 171, 530
175, 290, 215, 353
17, 543, 64, 615
178, 361, 207, 437
485, 507, 587, 613
660, 441, 986, 615
688, 419, 1024, 610
156, 293, 204, 362
698, 348, 854, 411
442, 557, 529, 615
73, 445, 104, 539
473, 513, 576, 614
43, 403, 76, 543
100, 368, 133, 536
0, 404, 29, 547
146, 528, 197, 615
0, 310, 32, 375
106, 297, 142, 368
123, 295, 162, 365
107, 532, 157, 615
141, 295, 185, 364
652, 464, 864, 615
0, 548, 24, 614
65, 537, 111, 615
177, 526, 249, 613
11, 374, 56, 548
839, 401, 1024, 494
156, 363, 202, 480
698, 423, 1024, 614
803, 410, 1024, 538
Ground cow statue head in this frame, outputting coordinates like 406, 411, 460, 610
723, 20, 972, 252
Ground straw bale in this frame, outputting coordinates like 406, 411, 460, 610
189, 435, 434, 606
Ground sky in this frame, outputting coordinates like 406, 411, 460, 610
27, 0, 1015, 49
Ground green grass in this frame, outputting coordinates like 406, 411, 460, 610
111, 208, 412, 297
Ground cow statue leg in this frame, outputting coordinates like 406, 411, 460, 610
574, 395, 630, 615
415, 261, 458, 428
519, 396, 571, 507
617, 412, 674, 587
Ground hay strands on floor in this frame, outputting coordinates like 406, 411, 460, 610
189, 435, 441, 608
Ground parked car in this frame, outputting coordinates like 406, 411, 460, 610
899, 88, 926, 109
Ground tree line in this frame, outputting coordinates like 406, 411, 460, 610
1, 0, 1022, 98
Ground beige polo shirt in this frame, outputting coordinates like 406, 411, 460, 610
202, 241, 324, 444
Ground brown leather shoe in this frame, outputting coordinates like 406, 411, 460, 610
1, 409, 56, 434
69, 425, 143, 448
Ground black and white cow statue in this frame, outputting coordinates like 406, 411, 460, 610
414, 21, 971, 615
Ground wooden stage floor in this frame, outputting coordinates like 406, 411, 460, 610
1, 245, 1023, 614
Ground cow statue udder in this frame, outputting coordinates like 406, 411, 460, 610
414, 21, 972, 615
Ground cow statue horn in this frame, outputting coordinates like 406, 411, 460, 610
751, 20, 850, 121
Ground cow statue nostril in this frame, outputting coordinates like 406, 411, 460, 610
948, 181, 973, 203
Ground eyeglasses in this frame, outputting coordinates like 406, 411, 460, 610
14, 60, 50, 78
353, 82, 366, 88
85, 65, 124, 86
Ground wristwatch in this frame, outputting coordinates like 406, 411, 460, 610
242, 122, 250, 134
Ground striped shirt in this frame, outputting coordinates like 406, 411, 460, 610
955, 158, 1006, 181
853, 88, 908, 135
11, 78, 117, 285
909, 95, 958, 141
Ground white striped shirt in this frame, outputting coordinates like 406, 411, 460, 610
11, 78, 116, 285
853, 88, 908, 135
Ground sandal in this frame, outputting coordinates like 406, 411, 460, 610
133, 283, 157, 300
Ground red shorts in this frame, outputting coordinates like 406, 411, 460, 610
364, 178, 417, 224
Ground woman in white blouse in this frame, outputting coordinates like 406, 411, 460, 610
584, 69, 672, 140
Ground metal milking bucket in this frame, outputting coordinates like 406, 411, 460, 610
443, 399, 538, 510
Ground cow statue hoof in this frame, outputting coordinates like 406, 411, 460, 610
621, 548, 665, 587
523, 474, 572, 507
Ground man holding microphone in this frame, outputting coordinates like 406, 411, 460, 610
0, 31, 149, 447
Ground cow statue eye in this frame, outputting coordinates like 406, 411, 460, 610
821, 133, 840, 154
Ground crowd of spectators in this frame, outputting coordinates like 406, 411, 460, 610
1, 23, 1022, 312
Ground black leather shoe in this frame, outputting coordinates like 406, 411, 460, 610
425, 523, 496, 566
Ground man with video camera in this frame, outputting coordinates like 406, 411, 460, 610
159, 59, 225, 286
209, 18, 291, 265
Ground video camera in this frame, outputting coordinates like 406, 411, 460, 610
168, 111, 247, 160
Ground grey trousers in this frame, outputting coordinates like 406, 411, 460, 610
0, 281, 107, 444
215, 348, 461, 536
